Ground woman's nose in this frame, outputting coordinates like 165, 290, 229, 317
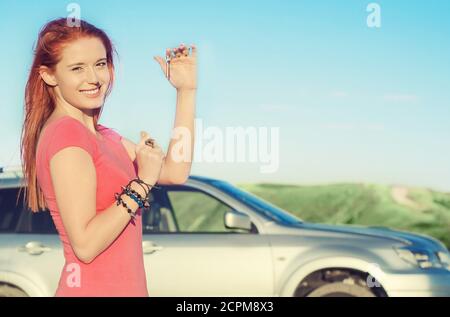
86, 66, 99, 83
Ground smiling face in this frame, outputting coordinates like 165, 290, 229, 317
40, 37, 111, 113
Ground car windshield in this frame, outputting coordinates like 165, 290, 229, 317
210, 180, 303, 225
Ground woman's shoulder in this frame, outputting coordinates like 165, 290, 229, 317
39, 116, 98, 162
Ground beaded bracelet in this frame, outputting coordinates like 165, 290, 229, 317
114, 190, 145, 219
114, 192, 137, 220
127, 181, 150, 203
125, 178, 155, 198
115, 191, 147, 218
127, 178, 161, 205
123, 187, 150, 209
128, 191, 144, 208
114, 178, 160, 219
120, 185, 146, 205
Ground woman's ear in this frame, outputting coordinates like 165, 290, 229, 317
38, 66, 58, 87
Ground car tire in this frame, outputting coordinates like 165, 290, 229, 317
0, 284, 28, 297
306, 282, 376, 297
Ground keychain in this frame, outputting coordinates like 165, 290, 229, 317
165, 55, 171, 80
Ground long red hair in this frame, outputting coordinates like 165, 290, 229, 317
19, 18, 116, 212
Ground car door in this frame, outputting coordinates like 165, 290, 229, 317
5, 187, 63, 296
142, 184, 274, 296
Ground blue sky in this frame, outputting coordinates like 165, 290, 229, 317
1, 0, 449, 191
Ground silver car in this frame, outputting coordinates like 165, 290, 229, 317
1, 167, 450, 297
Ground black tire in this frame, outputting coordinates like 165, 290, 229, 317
0, 284, 29, 297
307, 282, 376, 297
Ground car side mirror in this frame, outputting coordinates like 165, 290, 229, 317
224, 210, 252, 231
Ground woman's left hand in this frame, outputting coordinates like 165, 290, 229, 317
154, 43, 197, 91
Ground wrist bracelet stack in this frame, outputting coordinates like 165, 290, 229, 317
114, 177, 161, 220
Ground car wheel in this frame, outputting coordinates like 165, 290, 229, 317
306, 282, 375, 297
0, 284, 29, 297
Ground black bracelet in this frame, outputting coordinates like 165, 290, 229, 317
122, 183, 151, 209
131, 180, 150, 198
115, 184, 143, 218
135, 177, 162, 190
114, 192, 137, 220
126, 178, 151, 199
123, 187, 149, 209
121, 186, 146, 208
114, 178, 157, 219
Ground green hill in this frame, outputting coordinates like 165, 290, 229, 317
236, 183, 450, 248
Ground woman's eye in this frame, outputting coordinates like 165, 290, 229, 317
96, 62, 107, 67
71, 67, 82, 72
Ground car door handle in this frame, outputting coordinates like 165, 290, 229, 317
142, 241, 164, 254
18, 241, 52, 256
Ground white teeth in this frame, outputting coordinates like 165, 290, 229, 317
80, 88, 99, 95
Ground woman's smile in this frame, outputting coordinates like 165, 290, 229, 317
79, 85, 102, 98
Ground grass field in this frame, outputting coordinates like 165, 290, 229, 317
236, 183, 450, 248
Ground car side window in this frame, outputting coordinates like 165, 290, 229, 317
0, 188, 22, 232
10, 187, 57, 234
166, 187, 252, 233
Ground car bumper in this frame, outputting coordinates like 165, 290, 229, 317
380, 270, 450, 297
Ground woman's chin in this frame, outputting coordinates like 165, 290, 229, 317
81, 101, 104, 111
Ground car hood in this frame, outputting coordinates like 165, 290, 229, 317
288, 222, 447, 251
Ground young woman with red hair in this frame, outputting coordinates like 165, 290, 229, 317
19, 17, 197, 296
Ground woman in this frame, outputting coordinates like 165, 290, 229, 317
19, 18, 197, 296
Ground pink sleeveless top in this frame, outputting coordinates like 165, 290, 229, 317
35, 116, 148, 297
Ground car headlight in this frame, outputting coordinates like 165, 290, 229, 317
437, 251, 450, 270
394, 247, 443, 269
